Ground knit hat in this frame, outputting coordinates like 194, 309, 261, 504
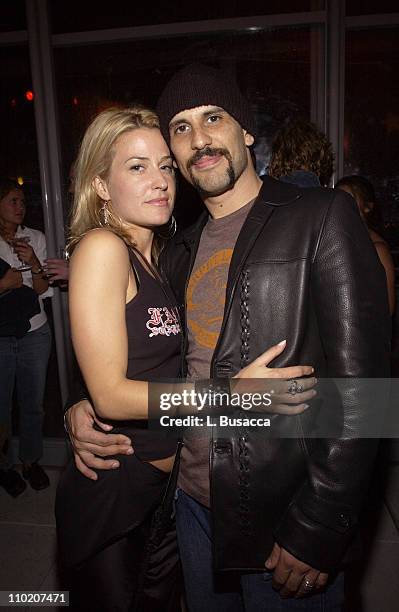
156, 63, 256, 143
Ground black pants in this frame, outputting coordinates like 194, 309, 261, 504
64, 514, 181, 612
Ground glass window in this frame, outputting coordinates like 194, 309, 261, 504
0, 0, 26, 32
344, 28, 399, 248
0, 46, 39, 197
346, 1, 399, 15
50, 0, 324, 34
55, 26, 322, 225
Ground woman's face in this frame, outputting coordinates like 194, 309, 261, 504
0, 188, 26, 227
95, 128, 175, 230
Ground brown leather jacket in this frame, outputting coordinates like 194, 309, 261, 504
160, 176, 391, 573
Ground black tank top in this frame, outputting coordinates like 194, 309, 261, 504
105, 248, 181, 460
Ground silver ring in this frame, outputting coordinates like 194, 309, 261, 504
288, 380, 303, 395
303, 578, 315, 591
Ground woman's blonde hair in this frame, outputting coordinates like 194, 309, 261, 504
68, 105, 162, 254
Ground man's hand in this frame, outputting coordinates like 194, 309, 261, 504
65, 400, 133, 480
265, 542, 328, 598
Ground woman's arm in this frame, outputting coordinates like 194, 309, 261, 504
374, 241, 396, 315
31, 230, 50, 294
31, 267, 49, 295
69, 229, 151, 420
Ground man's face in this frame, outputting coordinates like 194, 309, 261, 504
169, 106, 254, 198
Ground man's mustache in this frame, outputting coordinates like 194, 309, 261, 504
187, 147, 231, 170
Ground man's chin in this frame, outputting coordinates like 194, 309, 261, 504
191, 176, 235, 198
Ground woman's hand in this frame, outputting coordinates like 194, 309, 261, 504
43, 258, 69, 283
233, 340, 316, 414
235, 340, 313, 380
12, 239, 40, 268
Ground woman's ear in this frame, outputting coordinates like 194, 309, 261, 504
92, 176, 110, 201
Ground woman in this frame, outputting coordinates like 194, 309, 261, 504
0, 179, 52, 493
336, 175, 395, 315
56, 106, 315, 611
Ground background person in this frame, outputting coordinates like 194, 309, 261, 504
0, 178, 53, 491
268, 119, 334, 188
336, 175, 395, 315
0, 255, 40, 496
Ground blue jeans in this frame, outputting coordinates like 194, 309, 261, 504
0, 322, 51, 468
175, 489, 344, 612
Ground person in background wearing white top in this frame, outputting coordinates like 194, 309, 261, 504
0, 178, 53, 492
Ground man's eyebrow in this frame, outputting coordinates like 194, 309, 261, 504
202, 107, 225, 117
169, 107, 225, 129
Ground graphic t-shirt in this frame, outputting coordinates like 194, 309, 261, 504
180, 199, 255, 506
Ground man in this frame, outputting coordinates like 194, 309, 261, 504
65, 64, 390, 610
268, 119, 334, 188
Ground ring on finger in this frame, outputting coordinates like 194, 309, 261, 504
288, 380, 304, 395
302, 577, 315, 591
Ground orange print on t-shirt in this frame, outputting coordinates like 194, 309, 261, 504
186, 249, 233, 349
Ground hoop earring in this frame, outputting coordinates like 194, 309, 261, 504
101, 200, 110, 225
157, 215, 177, 240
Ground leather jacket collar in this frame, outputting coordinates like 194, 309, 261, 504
177, 176, 303, 247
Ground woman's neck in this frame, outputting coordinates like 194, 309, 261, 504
127, 226, 154, 263
0, 221, 18, 242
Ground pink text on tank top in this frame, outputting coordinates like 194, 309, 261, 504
146, 306, 180, 337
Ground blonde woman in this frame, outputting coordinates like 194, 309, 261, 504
56, 106, 183, 611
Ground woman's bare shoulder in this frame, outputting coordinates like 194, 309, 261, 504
72, 229, 129, 260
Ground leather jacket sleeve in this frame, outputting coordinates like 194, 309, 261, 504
274, 190, 391, 571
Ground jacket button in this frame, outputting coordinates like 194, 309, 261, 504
215, 362, 232, 376
214, 440, 232, 455
338, 513, 351, 528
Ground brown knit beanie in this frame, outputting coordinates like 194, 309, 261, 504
156, 63, 256, 143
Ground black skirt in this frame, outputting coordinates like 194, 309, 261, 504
56, 451, 171, 569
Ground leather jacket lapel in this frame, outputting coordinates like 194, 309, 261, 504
211, 178, 302, 370
225, 198, 273, 298
227, 177, 302, 300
